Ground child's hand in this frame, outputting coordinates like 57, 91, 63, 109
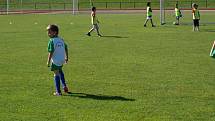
65, 58, 68, 64
47, 62, 50, 67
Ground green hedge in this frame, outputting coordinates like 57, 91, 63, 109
0, 0, 214, 10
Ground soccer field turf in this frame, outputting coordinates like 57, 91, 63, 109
0, 12, 215, 121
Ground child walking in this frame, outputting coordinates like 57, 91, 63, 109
46, 24, 69, 96
192, 3, 200, 31
86, 6, 102, 37
144, 2, 155, 27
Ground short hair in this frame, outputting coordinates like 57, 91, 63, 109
175, 3, 178, 8
92, 6, 96, 11
46, 24, 59, 34
192, 3, 196, 8
147, 2, 151, 6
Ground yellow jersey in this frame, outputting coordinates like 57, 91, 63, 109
147, 7, 152, 17
192, 8, 200, 20
91, 11, 98, 24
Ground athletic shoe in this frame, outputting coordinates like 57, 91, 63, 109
144, 25, 146, 27
53, 92, 62, 96
98, 34, 102, 37
63, 86, 69, 93
86, 32, 91, 36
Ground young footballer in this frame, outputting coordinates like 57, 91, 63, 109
46, 24, 69, 96
144, 2, 155, 27
86, 7, 102, 37
174, 3, 182, 25
210, 41, 215, 58
192, 3, 200, 31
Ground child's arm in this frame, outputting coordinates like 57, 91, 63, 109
149, 7, 152, 12
92, 12, 100, 23
179, 10, 182, 17
47, 52, 53, 67
198, 11, 200, 20
65, 43, 69, 63
192, 9, 195, 14
47, 40, 54, 67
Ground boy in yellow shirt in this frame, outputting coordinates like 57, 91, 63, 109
86, 7, 102, 37
192, 3, 200, 31
144, 2, 155, 27
174, 3, 182, 25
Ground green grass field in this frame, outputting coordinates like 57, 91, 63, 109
1, 11, 215, 121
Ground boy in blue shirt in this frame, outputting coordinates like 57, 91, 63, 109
46, 24, 69, 96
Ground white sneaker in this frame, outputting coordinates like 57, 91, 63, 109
53, 92, 62, 96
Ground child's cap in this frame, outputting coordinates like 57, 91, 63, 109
46, 24, 59, 33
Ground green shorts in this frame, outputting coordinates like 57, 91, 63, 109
50, 63, 62, 71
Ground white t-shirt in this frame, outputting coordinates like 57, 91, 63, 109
48, 37, 66, 66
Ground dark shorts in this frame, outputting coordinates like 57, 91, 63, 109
176, 16, 180, 20
92, 24, 99, 30
193, 19, 199, 27
50, 63, 62, 71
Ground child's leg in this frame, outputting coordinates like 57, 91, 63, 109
59, 70, 69, 92
95, 24, 101, 36
144, 19, 148, 26
197, 26, 199, 31
59, 70, 67, 88
176, 17, 179, 25
196, 20, 200, 31
193, 20, 196, 31
89, 25, 95, 33
53, 70, 61, 94
150, 19, 155, 26
89, 28, 94, 33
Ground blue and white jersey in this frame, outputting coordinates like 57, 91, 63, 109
48, 37, 66, 66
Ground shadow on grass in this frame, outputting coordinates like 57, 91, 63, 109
65, 92, 135, 101
202, 29, 215, 32
101, 35, 128, 38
